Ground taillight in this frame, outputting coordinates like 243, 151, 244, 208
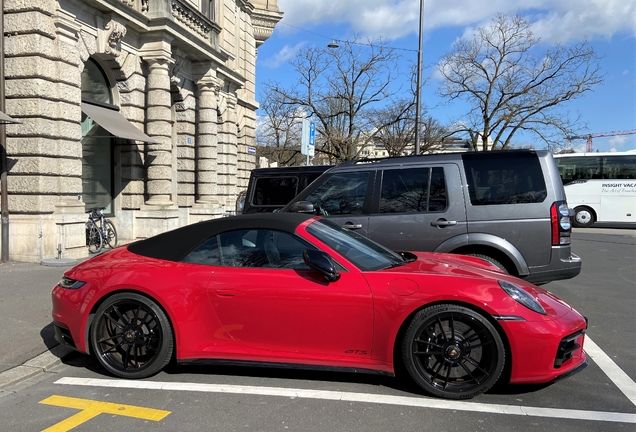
551, 201, 571, 246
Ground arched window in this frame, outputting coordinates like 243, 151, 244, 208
81, 59, 115, 214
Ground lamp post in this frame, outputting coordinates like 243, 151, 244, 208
414, 0, 424, 156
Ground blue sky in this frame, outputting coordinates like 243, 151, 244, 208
255, 0, 636, 152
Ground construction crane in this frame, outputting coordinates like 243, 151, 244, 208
566, 129, 636, 152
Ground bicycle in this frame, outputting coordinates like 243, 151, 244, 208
86, 208, 118, 254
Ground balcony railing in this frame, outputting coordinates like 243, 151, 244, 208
114, 0, 214, 41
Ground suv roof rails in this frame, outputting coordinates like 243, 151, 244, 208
338, 149, 541, 167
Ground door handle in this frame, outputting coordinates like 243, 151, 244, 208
343, 223, 363, 229
216, 290, 237, 297
431, 219, 457, 227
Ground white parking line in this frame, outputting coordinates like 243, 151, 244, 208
55, 377, 636, 424
585, 336, 636, 406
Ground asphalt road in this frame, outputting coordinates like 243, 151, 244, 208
0, 227, 634, 432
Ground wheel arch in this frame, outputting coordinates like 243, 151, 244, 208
84, 288, 177, 360
435, 233, 529, 277
391, 300, 513, 384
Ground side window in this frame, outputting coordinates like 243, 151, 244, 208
252, 177, 299, 206
603, 156, 636, 179
303, 172, 370, 215
555, 156, 600, 184
462, 153, 547, 205
183, 229, 316, 269
429, 167, 448, 211
181, 235, 220, 265
379, 167, 447, 213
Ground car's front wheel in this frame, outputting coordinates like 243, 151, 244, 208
91, 292, 174, 379
402, 304, 505, 399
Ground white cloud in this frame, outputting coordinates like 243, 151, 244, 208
261, 42, 306, 69
608, 135, 628, 147
278, 0, 636, 43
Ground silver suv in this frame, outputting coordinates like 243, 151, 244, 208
284, 150, 581, 284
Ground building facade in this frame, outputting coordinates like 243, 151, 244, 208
1, 0, 282, 262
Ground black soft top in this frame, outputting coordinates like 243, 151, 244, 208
127, 212, 316, 262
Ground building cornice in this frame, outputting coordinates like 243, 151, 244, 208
251, 6, 283, 47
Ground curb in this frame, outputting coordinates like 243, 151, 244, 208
0, 345, 74, 389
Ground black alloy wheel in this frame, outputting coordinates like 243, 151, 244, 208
91, 293, 173, 379
403, 304, 505, 399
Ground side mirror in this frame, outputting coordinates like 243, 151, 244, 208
303, 249, 340, 282
235, 190, 246, 214
289, 201, 315, 213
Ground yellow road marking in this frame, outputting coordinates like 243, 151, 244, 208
39, 395, 170, 432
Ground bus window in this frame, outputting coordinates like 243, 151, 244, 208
555, 156, 601, 184
602, 156, 636, 179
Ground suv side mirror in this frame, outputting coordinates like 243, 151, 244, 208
302, 249, 340, 282
235, 190, 246, 214
289, 201, 315, 213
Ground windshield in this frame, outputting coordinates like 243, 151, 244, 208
306, 219, 406, 271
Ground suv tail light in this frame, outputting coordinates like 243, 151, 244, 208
551, 201, 571, 245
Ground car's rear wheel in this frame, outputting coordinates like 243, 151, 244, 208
402, 304, 505, 399
467, 253, 507, 272
91, 292, 173, 379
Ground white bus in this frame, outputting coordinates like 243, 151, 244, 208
553, 152, 636, 227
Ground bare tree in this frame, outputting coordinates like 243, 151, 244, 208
437, 14, 603, 151
367, 98, 415, 157
264, 38, 404, 162
255, 87, 305, 166
420, 117, 452, 152
368, 99, 451, 156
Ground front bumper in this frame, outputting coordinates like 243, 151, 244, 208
51, 285, 91, 354
501, 309, 588, 384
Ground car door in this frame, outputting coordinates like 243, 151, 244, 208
300, 170, 374, 235
366, 164, 468, 251
199, 229, 374, 359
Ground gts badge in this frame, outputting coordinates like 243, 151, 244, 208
345, 350, 367, 355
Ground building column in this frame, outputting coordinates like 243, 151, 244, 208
143, 55, 176, 209
217, 92, 239, 209
194, 76, 220, 207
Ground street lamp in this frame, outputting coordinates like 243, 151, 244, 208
326, 1, 425, 155
414, 0, 424, 156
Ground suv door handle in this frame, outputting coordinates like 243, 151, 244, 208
343, 223, 363, 229
431, 219, 457, 227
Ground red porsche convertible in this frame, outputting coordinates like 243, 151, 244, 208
52, 213, 587, 399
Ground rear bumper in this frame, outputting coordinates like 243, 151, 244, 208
524, 249, 582, 284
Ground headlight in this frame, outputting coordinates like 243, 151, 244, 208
498, 280, 546, 315
57, 276, 86, 290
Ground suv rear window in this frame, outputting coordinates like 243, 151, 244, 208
379, 167, 447, 213
462, 153, 547, 205
252, 177, 298, 206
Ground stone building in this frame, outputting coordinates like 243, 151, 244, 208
1, 0, 282, 262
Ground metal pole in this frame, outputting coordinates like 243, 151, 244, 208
414, 0, 424, 156
0, 0, 8, 263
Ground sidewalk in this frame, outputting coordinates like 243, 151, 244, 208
0, 260, 77, 382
